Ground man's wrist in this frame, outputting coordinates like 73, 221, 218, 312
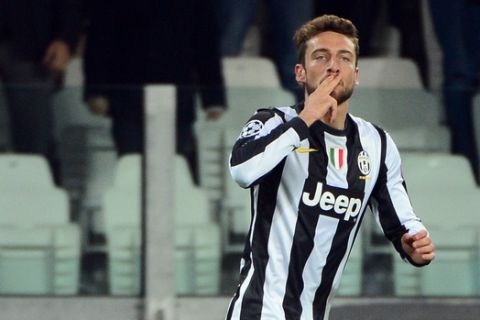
299, 113, 316, 127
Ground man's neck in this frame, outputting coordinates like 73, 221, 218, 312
320, 102, 348, 130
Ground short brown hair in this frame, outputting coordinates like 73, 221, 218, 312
293, 14, 359, 66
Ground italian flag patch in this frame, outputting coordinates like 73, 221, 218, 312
329, 147, 345, 170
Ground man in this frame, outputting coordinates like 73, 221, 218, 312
428, 0, 480, 184
0, 0, 81, 183
225, 15, 435, 320
83, 0, 226, 184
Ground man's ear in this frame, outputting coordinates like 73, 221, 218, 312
295, 64, 306, 85
354, 66, 359, 85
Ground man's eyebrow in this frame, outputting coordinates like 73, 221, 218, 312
338, 49, 354, 56
311, 48, 329, 55
310, 48, 354, 56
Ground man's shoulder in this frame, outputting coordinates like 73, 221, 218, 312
273, 104, 301, 120
349, 113, 386, 135
253, 104, 299, 122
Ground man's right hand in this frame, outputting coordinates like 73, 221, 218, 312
299, 74, 341, 127
87, 96, 110, 116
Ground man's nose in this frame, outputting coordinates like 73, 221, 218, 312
327, 59, 340, 75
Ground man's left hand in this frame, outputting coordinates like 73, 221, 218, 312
401, 229, 435, 265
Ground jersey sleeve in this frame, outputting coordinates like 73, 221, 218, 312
370, 130, 428, 267
229, 108, 309, 188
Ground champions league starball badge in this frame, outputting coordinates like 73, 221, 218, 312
240, 120, 264, 138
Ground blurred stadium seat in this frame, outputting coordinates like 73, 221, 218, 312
222, 56, 281, 87
392, 152, 480, 296
351, 88, 450, 152
358, 57, 423, 89
0, 154, 80, 294
402, 152, 478, 191
103, 154, 221, 295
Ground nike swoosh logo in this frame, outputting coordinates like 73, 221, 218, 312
295, 147, 319, 153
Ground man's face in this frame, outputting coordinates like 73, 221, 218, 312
295, 31, 359, 104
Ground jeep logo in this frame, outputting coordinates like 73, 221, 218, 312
302, 182, 362, 221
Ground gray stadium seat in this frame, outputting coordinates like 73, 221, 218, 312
103, 154, 221, 295
355, 57, 450, 153
0, 154, 81, 295
394, 224, 478, 296
351, 88, 450, 152
392, 152, 480, 296
222, 56, 281, 87
401, 152, 478, 191
358, 57, 423, 89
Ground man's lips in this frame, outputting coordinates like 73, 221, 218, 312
319, 74, 342, 87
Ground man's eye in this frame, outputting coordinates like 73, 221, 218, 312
340, 56, 351, 62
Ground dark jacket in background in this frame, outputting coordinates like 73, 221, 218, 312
0, 0, 82, 60
83, 0, 226, 125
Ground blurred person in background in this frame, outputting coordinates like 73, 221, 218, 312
83, 0, 226, 184
429, 0, 480, 184
218, 0, 314, 101
315, 0, 429, 88
0, 0, 82, 184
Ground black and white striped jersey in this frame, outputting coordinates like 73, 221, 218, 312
225, 104, 426, 320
